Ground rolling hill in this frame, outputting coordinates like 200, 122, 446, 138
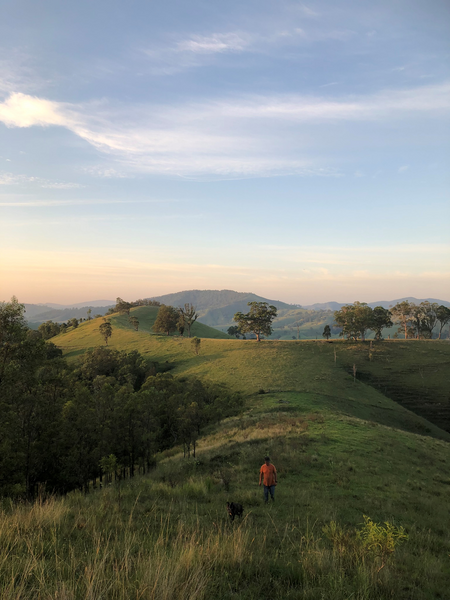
52, 305, 231, 358
54, 313, 450, 435
21, 291, 449, 339
13, 321, 450, 598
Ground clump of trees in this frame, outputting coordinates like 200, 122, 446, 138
0, 297, 242, 498
38, 320, 64, 339
334, 300, 450, 341
334, 302, 382, 341
233, 302, 278, 342
151, 303, 199, 338
106, 297, 161, 316
390, 301, 450, 339
36, 317, 86, 340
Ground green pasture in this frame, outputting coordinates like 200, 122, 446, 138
10, 311, 449, 598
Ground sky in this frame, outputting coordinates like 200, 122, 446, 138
0, 0, 449, 305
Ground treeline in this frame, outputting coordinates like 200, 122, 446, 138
105, 297, 161, 316
0, 298, 241, 498
334, 300, 450, 341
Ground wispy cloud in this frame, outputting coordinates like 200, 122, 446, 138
140, 31, 253, 74
0, 51, 48, 95
0, 82, 449, 178
0, 197, 180, 207
0, 171, 83, 188
299, 5, 320, 18
398, 165, 409, 173
140, 21, 359, 75
176, 32, 251, 54
81, 166, 132, 179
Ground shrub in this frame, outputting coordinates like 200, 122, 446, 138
191, 337, 201, 355
323, 515, 408, 575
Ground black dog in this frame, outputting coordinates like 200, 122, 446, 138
226, 502, 244, 521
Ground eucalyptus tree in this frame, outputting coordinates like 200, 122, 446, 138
322, 324, 331, 340
153, 305, 179, 336
370, 306, 393, 340
129, 316, 139, 331
390, 301, 415, 339
334, 302, 373, 341
234, 301, 278, 342
178, 303, 199, 337
436, 305, 450, 339
99, 322, 113, 345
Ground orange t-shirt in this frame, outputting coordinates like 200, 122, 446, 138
260, 463, 277, 486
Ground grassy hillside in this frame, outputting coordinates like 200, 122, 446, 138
336, 341, 450, 432
8, 333, 450, 598
53, 306, 230, 358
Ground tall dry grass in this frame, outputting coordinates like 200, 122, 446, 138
0, 494, 257, 600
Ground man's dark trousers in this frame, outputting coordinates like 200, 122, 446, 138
264, 485, 275, 503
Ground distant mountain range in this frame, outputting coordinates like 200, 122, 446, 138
149, 289, 293, 327
39, 300, 115, 309
24, 303, 114, 324
22, 290, 449, 328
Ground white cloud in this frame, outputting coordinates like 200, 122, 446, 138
398, 165, 409, 173
0, 92, 70, 128
0, 173, 19, 185
0, 82, 449, 178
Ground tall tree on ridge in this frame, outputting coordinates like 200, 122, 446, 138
322, 324, 331, 340
99, 322, 112, 345
178, 304, 199, 338
418, 301, 439, 339
233, 301, 277, 342
370, 306, 393, 340
334, 302, 372, 341
390, 300, 415, 339
436, 305, 450, 339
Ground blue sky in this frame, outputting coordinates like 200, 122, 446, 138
0, 0, 449, 304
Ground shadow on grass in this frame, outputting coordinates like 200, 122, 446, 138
262, 390, 450, 442
64, 348, 89, 359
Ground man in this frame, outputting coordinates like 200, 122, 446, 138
259, 456, 277, 503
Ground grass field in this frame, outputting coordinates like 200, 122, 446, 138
54, 306, 230, 359
3, 315, 450, 599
